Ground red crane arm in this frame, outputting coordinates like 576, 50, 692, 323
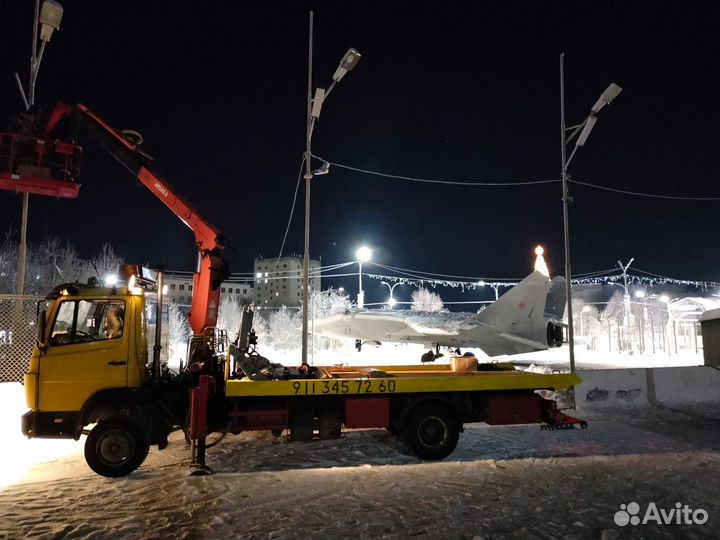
45, 103, 228, 337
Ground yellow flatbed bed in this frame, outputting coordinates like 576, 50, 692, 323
225, 364, 581, 398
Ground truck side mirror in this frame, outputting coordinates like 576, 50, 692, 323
37, 309, 47, 349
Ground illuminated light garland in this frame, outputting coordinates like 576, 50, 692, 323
365, 273, 517, 291
366, 272, 719, 292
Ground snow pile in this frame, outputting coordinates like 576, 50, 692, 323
1, 405, 719, 539
0, 383, 80, 489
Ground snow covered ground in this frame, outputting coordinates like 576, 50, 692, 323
2, 382, 719, 540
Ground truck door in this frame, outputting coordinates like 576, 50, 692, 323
38, 298, 130, 412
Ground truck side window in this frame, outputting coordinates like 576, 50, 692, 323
50, 301, 76, 345
49, 299, 126, 345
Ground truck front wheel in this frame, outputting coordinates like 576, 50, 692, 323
84, 419, 149, 477
403, 403, 460, 460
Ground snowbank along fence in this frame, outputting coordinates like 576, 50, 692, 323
0, 295, 42, 382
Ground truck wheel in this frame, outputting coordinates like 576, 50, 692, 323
319, 411, 341, 439
84, 419, 149, 477
403, 403, 460, 460
290, 408, 314, 441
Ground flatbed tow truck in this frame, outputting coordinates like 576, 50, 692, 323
19, 103, 586, 477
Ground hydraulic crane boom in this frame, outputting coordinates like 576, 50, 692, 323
45, 103, 228, 350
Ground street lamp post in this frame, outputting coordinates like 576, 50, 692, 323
559, 53, 622, 373
477, 281, 500, 301
381, 281, 402, 308
13, 0, 64, 296
634, 289, 646, 353
660, 294, 672, 354
355, 246, 372, 309
300, 11, 361, 366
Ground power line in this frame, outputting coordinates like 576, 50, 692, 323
314, 154, 561, 187
570, 179, 720, 201
315, 154, 720, 200
276, 155, 306, 262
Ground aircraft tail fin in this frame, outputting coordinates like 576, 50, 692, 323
478, 271, 553, 324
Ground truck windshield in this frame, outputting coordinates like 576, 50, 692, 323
50, 299, 126, 346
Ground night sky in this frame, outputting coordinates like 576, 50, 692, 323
1, 1, 719, 304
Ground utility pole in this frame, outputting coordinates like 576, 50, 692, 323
301, 11, 314, 366
618, 258, 634, 351
559, 53, 576, 373
559, 53, 622, 372
14, 0, 64, 295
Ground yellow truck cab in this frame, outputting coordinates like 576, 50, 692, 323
22, 282, 179, 476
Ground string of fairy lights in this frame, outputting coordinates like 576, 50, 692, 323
165, 260, 718, 294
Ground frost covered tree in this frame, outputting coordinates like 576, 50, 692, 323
601, 290, 625, 324
265, 307, 301, 350
89, 243, 124, 282
601, 290, 635, 353
167, 302, 190, 368
312, 288, 352, 318
25, 237, 91, 295
217, 297, 244, 340
0, 231, 18, 294
310, 289, 353, 353
411, 287, 445, 312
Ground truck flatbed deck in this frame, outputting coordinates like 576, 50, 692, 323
226, 364, 580, 397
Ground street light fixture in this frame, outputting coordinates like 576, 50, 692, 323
300, 11, 361, 366
559, 53, 622, 373
356, 246, 372, 309
381, 281, 402, 309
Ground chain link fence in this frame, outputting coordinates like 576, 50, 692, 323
0, 295, 42, 383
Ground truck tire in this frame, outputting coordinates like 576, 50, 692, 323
84, 419, 149, 477
290, 408, 314, 441
319, 409, 341, 439
403, 403, 460, 460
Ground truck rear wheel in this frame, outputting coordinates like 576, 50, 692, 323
84, 419, 149, 477
403, 403, 460, 460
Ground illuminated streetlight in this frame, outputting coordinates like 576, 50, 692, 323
104, 275, 118, 287
560, 53, 622, 373
356, 246, 372, 309
300, 11, 362, 366
13, 0, 65, 296
381, 281, 402, 309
